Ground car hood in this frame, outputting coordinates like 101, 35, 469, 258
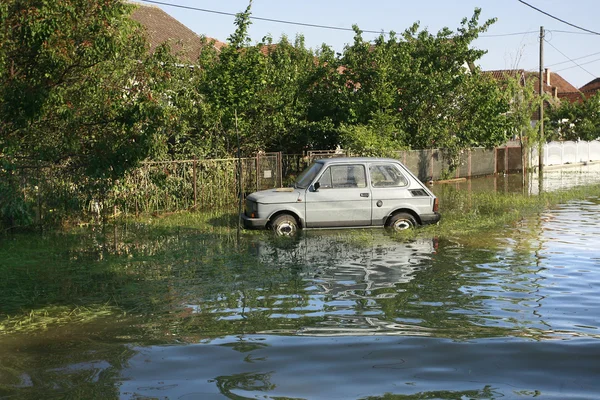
247, 188, 303, 204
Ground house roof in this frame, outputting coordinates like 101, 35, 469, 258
129, 2, 226, 62
580, 78, 600, 93
485, 69, 578, 97
557, 91, 590, 104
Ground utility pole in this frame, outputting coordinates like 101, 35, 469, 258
538, 26, 545, 173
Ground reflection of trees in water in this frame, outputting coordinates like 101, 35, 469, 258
214, 372, 276, 399
361, 384, 498, 399
0, 338, 136, 399
1, 221, 556, 397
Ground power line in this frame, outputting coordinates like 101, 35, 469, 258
139, 0, 541, 39
139, 0, 388, 34
549, 29, 598, 36
544, 39, 596, 78
547, 51, 600, 67
479, 31, 538, 38
556, 57, 600, 73
517, 0, 600, 36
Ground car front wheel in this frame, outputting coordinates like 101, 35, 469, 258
270, 214, 299, 236
386, 212, 417, 232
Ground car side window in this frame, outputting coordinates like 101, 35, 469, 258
318, 165, 366, 189
369, 164, 409, 187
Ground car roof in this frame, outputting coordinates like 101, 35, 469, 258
315, 157, 401, 165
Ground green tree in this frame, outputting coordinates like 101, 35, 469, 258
0, 0, 171, 226
547, 92, 600, 141
322, 9, 509, 167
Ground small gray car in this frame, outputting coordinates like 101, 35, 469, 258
242, 157, 440, 235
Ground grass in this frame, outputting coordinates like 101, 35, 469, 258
0, 304, 121, 334
2, 178, 598, 337
427, 184, 600, 240
120, 181, 600, 243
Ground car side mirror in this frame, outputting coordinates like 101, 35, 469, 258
313, 182, 320, 192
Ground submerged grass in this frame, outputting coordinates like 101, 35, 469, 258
0, 305, 121, 334
117, 181, 600, 242
2, 177, 599, 337
426, 183, 600, 240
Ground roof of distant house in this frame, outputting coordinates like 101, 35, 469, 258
485, 69, 578, 96
557, 91, 591, 104
129, 2, 226, 62
580, 78, 600, 93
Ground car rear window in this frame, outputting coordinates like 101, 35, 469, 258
369, 164, 409, 187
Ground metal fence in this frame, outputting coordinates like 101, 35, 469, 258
119, 153, 282, 214
24, 141, 592, 221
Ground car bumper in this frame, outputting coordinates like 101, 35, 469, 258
241, 213, 268, 229
420, 212, 441, 225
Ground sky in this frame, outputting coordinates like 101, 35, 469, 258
138, 0, 600, 89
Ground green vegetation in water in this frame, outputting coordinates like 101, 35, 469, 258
1, 181, 599, 339
0, 305, 120, 334
119, 181, 600, 242
421, 183, 600, 241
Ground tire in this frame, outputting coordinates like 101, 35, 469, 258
270, 214, 299, 236
386, 212, 417, 232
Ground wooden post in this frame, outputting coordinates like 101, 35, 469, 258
193, 157, 197, 209
278, 151, 283, 188
539, 26, 545, 173
256, 153, 260, 192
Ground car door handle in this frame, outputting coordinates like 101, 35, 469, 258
360, 193, 369, 198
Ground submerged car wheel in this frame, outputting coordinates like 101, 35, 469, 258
386, 212, 417, 232
270, 214, 299, 236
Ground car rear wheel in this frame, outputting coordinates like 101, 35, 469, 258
270, 214, 299, 236
386, 212, 417, 232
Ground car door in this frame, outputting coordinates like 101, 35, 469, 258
304, 163, 371, 227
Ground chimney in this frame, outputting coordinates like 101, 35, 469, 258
545, 68, 551, 86
553, 87, 558, 99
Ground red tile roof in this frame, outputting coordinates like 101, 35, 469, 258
130, 2, 226, 62
580, 78, 600, 93
485, 69, 578, 98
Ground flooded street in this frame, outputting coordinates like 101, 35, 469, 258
2, 170, 600, 399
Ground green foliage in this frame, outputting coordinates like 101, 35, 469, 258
338, 113, 403, 157
0, 0, 545, 228
0, 0, 177, 226
499, 73, 540, 147
547, 91, 600, 141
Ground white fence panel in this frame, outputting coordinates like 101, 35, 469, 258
530, 140, 600, 167
590, 141, 600, 161
562, 141, 578, 164
577, 141, 589, 163
546, 142, 563, 165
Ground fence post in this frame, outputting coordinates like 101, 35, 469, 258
278, 151, 283, 188
430, 149, 434, 180
256, 153, 260, 192
468, 149, 472, 178
494, 147, 497, 174
193, 157, 197, 209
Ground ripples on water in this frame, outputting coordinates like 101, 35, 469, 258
2, 198, 600, 399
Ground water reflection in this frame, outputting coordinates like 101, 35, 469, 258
249, 233, 438, 336
2, 195, 600, 398
434, 162, 600, 195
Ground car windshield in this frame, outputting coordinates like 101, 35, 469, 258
295, 162, 323, 189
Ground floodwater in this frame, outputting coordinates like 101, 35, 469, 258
2, 170, 600, 399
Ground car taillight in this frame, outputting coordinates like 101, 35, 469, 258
433, 198, 439, 213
